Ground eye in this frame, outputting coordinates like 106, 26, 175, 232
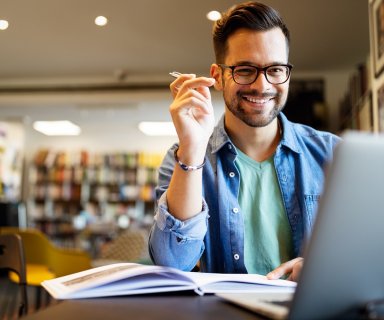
267, 66, 286, 76
234, 66, 256, 76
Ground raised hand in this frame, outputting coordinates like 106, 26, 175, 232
169, 74, 216, 161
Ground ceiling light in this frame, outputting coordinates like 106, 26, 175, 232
33, 121, 81, 136
138, 121, 177, 136
0, 20, 9, 30
206, 11, 221, 21
95, 16, 108, 26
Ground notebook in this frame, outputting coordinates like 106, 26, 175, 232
217, 132, 384, 320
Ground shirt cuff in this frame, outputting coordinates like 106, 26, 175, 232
154, 192, 209, 240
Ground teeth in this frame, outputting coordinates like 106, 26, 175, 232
244, 96, 269, 103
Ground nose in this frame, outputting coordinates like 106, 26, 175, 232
249, 70, 272, 91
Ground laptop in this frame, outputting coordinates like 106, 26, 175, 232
217, 132, 384, 320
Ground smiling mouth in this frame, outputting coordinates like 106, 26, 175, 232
243, 95, 274, 104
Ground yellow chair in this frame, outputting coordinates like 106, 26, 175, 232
0, 227, 91, 310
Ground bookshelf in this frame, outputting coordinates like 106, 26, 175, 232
27, 149, 163, 247
337, 61, 373, 133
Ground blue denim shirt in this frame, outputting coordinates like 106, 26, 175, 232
149, 113, 340, 273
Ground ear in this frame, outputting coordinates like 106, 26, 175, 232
210, 64, 223, 91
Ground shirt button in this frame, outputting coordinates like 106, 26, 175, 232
232, 207, 239, 213
229, 172, 235, 178
228, 144, 232, 149
234, 254, 240, 260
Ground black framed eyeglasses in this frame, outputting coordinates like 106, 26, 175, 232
219, 64, 293, 85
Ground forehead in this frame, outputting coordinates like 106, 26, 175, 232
225, 28, 288, 65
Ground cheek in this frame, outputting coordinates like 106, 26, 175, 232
223, 83, 240, 103
222, 76, 239, 94
278, 84, 289, 99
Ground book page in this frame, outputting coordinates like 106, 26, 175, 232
202, 282, 295, 294
42, 262, 297, 300
186, 272, 296, 294
42, 263, 196, 299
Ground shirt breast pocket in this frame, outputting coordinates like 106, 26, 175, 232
304, 194, 321, 227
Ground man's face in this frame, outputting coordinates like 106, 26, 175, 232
212, 28, 290, 128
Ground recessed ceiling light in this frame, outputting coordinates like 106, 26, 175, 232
0, 20, 9, 31
33, 120, 81, 136
206, 11, 221, 21
138, 121, 177, 136
95, 16, 108, 27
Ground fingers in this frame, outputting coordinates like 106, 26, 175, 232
266, 257, 304, 282
170, 75, 215, 117
176, 90, 211, 113
170, 73, 195, 97
170, 74, 215, 99
287, 259, 303, 282
168, 73, 216, 149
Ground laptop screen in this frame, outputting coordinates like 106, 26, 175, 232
290, 132, 384, 319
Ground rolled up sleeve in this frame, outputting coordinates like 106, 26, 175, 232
148, 191, 209, 271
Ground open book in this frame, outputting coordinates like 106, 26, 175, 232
42, 263, 296, 299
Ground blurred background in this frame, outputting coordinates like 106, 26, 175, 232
0, 0, 371, 257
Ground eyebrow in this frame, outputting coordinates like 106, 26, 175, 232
231, 60, 288, 67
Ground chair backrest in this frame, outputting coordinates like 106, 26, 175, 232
100, 229, 146, 262
0, 227, 51, 264
0, 233, 28, 316
0, 227, 92, 277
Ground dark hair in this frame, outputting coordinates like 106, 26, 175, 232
212, 1, 290, 63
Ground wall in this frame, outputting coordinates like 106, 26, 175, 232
0, 121, 25, 201
293, 69, 355, 133
0, 68, 352, 164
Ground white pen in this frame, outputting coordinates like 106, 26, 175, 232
169, 71, 182, 78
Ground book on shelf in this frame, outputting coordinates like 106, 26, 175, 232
42, 262, 296, 300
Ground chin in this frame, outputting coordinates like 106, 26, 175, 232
241, 110, 280, 128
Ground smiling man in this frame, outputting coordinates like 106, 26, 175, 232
149, 1, 340, 281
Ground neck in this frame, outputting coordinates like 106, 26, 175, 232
225, 114, 282, 162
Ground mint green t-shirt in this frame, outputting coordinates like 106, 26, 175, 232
235, 149, 294, 275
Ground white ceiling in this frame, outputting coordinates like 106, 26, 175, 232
0, 0, 370, 80
0, 0, 371, 135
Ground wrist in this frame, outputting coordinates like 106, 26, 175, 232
176, 143, 207, 163
174, 146, 206, 171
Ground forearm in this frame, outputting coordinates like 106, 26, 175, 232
150, 73, 215, 267
167, 145, 206, 221
166, 73, 215, 220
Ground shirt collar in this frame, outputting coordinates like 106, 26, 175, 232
210, 115, 233, 154
209, 112, 302, 155
278, 113, 301, 154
